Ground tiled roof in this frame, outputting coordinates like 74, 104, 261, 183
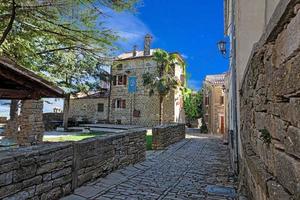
116, 49, 157, 60
71, 91, 109, 99
205, 73, 227, 85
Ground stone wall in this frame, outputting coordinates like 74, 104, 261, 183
152, 124, 185, 150
69, 98, 108, 123
43, 113, 63, 131
0, 129, 146, 199
239, 2, 300, 200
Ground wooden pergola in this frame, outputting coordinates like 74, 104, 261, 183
0, 57, 64, 99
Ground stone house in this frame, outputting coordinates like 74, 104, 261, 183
224, 0, 300, 199
109, 35, 186, 126
68, 91, 109, 123
203, 73, 227, 135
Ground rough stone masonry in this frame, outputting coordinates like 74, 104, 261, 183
239, 1, 300, 200
0, 129, 146, 200
152, 123, 185, 150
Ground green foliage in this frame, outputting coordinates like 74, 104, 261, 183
142, 49, 184, 97
259, 128, 272, 145
183, 89, 203, 121
0, 0, 138, 94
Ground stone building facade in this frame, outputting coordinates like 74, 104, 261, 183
224, 0, 300, 199
109, 36, 186, 127
203, 74, 227, 135
68, 91, 109, 123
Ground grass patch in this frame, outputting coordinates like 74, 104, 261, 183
146, 135, 153, 150
43, 132, 108, 142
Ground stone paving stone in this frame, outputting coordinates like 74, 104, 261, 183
62, 134, 236, 200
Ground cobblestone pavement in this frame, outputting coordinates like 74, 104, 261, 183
62, 134, 236, 200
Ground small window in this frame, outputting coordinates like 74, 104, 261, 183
97, 103, 104, 112
118, 75, 123, 85
113, 99, 126, 109
112, 76, 117, 85
220, 96, 224, 105
116, 64, 123, 70
205, 96, 209, 105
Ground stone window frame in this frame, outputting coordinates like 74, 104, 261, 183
112, 99, 126, 110
97, 103, 104, 112
112, 75, 127, 86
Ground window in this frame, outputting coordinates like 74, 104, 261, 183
205, 96, 209, 105
116, 64, 123, 70
97, 103, 104, 112
113, 75, 127, 86
112, 99, 126, 109
220, 96, 224, 105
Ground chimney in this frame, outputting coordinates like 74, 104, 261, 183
144, 34, 152, 56
132, 45, 137, 57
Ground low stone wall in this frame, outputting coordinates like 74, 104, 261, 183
239, 2, 300, 200
152, 124, 185, 150
0, 129, 146, 199
43, 113, 63, 131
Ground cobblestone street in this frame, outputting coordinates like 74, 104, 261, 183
62, 134, 235, 200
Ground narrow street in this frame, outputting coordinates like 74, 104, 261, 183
62, 133, 236, 200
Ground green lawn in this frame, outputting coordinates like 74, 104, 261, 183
146, 135, 153, 150
43, 132, 108, 142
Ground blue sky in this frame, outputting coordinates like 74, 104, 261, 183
0, 0, 228, 116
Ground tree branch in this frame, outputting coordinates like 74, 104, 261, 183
0, 0, 16, 46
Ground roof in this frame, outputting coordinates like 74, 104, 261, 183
204, 73, 227, 85
116, 49, 157, 61
115, 49, 185, 65
0, 57, 64, 99
71, 91, 109, 99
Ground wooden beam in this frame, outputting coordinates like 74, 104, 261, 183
0, 89, 40, 99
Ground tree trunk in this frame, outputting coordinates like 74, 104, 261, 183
0, 0, 16, 46
63, 94, 70, 130
159, 96, 164, 125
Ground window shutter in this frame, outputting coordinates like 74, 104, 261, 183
112, 76, 117, 86
122, 100, 126, 108
112, 99, 115, 108
123, 75, 127, 85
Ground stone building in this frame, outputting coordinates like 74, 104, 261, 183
109, 35, 186, 126
68, 91, 109, 123
203, 73, 227, 135
224, 0, 300, 199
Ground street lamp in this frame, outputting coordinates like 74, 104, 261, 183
217, 40, 227, 56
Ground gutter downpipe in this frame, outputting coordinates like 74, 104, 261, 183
231, 0, 240, 175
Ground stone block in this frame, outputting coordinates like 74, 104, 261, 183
22, 175, 42, 188
0, 183, 22, 199
285, 126, 300, 159
269, 115, 288, 142
13, 164, 37, 182
274, 151, 300, 195
274, 10, 300, 66
35, 181, 53, 195
37, 162, 66, 175
0, 171, 13, 186
267, 180, 291, 200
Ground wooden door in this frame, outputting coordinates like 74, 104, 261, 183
220, 116, 225, 134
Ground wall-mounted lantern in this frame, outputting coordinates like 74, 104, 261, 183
217, 40, 227, 56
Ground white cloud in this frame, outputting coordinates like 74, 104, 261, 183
188, 79, 202, 91
181, 54, 188, 59
103, 9, 153, 52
